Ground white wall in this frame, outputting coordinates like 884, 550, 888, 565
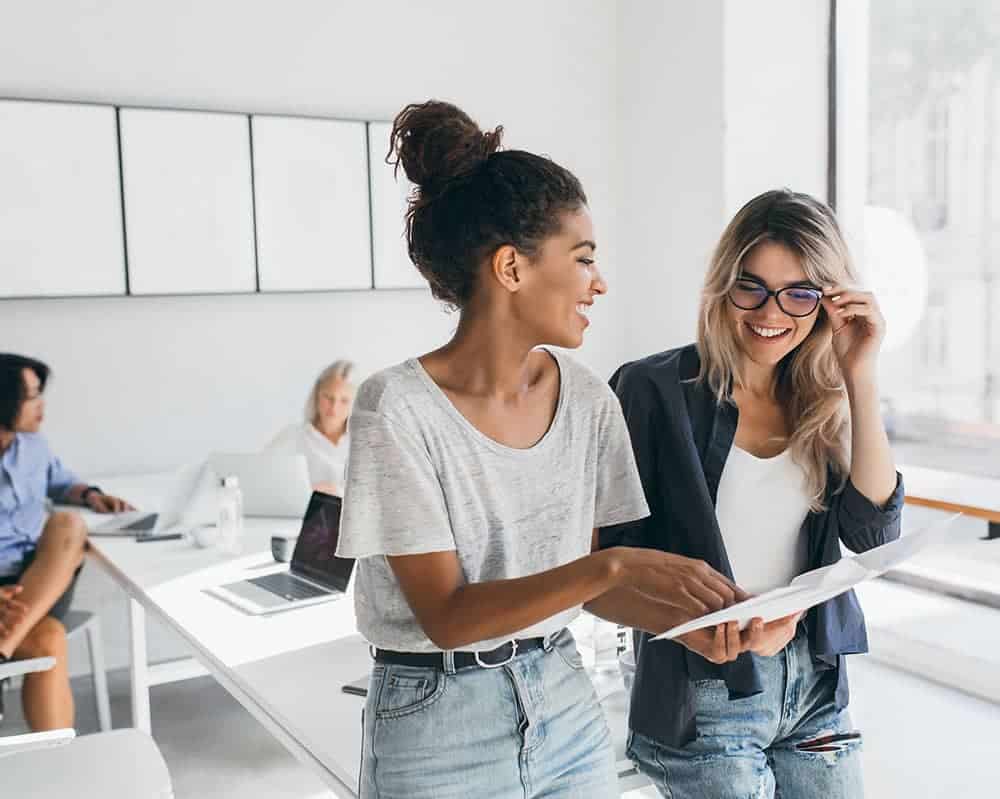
616, 0, 829, 360
834, 0, 871, 255
616, 0, 727, 359
723, 0, 829, 216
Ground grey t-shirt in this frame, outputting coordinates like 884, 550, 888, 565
336, 349, 650, 652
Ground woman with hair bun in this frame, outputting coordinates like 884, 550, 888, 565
607, 189, 903, 798
336, 101, 755, 798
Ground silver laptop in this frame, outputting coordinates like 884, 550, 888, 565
207, 492, 354, 615
89, 463, 214, 538
208, 452, 311, 518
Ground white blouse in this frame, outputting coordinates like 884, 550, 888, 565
715, 445, 813, 595
266, 422, 350, 494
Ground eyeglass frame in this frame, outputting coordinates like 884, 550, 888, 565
726, 275, 823, 318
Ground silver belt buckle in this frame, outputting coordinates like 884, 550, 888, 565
475, 639, 518, 669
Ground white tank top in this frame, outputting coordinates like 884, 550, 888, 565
715, 445, 812, 595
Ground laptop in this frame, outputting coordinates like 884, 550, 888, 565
207, 491, 354, 614
208, 452, 311, 518
89, 462, 215, 538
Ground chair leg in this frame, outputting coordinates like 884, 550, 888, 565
85, 619, 112, 732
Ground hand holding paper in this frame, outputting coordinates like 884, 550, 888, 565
653, 513, 960, 642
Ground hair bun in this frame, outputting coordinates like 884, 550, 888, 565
389, 100, 503, 193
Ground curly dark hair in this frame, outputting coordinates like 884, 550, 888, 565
388, 100, 587, 308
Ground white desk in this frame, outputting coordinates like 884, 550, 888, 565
82, 474, 646, 796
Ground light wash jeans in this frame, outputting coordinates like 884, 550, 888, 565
359, 629, 617, 799
627, 631, 864, 799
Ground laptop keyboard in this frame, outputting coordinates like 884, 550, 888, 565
122, 514, 157, 532
249, 572, 330, 601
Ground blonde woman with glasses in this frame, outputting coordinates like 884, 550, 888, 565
267, 360, 355, 496
600, 189, 903, 798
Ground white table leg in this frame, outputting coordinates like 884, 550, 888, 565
129, 598, 151, 733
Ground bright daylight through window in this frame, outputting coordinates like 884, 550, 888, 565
867, 0, 1000, 479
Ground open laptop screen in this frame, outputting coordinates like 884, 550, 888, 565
290, 492, 354, 591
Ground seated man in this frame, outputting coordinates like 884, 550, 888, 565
0, 353, 133, 730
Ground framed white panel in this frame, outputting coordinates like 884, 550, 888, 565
120, 109, 256, 295
0, 100, 126, 297
368, 122, 426, 290
252, 116, 371, 291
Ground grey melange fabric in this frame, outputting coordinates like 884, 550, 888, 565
337, 348, 650, 653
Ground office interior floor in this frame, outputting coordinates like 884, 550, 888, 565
1, 654, 993, 798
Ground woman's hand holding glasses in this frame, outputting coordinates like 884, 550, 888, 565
822, 286, 887, 384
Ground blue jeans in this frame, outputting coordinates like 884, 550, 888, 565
627, 631, 864, 799
359, 629, 617, 799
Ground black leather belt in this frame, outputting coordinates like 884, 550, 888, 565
374, 636, 547, 670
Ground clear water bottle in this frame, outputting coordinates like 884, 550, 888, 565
217, 475, 244, 554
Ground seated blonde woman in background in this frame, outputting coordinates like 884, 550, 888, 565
267, 360, 355, 496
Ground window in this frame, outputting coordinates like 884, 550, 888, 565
836, 0, 1000, 630
848, 0, 1000, 476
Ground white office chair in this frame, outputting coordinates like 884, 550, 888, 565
0, 657, 173, 799
0, 610, 112, 732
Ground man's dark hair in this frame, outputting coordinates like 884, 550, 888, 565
0, 354, 50, 431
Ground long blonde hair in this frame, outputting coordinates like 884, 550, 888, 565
697, 189, 855, 511
304, 360, 355, 428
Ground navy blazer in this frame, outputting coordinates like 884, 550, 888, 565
601, 344, 904, 747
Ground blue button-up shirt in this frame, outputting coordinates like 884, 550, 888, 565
0, 433, 80, 577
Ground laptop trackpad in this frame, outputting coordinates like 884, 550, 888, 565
221, 580, 292, 609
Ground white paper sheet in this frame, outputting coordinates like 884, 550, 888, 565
653, 513, 961, 641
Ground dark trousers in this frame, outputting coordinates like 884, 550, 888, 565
0, 548, 81, 622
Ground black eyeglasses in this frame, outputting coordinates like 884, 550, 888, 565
727, 277, 822, 318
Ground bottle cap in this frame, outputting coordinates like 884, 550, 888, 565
223, 475, 240, 489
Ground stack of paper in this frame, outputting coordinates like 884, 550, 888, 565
653, 513, 961, 641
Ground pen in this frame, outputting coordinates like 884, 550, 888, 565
136, 533, 183, 543
795, 731, 861, 750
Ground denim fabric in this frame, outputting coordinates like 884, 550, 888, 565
359, 629, 617, 799
627, 631, 864, 799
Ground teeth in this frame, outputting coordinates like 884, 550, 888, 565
749, 324, 789, 339
576, 303, 589, 316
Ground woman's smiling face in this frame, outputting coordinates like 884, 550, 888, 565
727, 240, 823, 370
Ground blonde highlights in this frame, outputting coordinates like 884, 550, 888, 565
697, 189, 855, 510
304, 359, 355, 427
